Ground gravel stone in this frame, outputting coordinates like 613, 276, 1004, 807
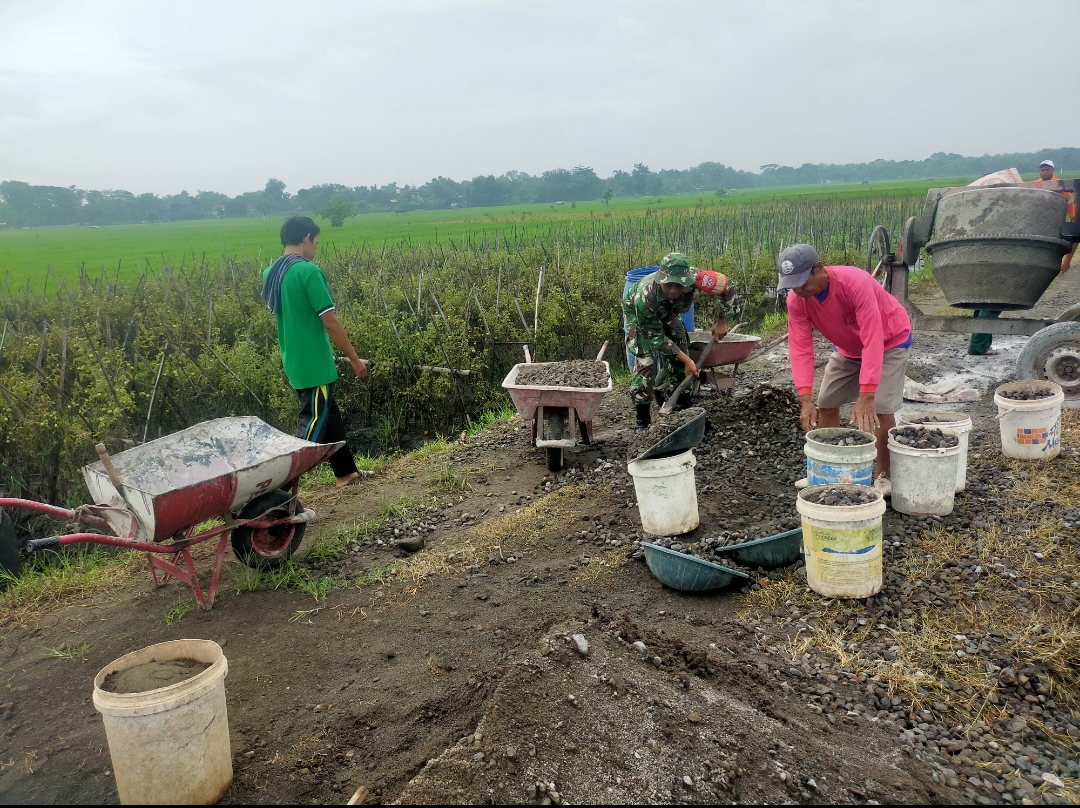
998, 386, 1055, 400
571, 634, 589, 657
515, 360, 609, 389
802, 486, 879, 506
626, 407, 705, 460
891, 426, 959, 449
811, 430, 873, 446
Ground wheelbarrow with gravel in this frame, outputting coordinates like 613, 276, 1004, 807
502, 344, 612, 472
0, 416, 341, 609
687, 329, 762, 392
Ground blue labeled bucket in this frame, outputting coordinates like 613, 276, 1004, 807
804, 428, 876, 487
622, 267, 695, 370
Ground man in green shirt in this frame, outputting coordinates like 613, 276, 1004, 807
262, 216, 370, 486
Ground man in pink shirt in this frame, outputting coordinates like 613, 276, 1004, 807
779, 244, 912, 496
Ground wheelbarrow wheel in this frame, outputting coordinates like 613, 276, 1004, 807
545, 410, 565, 472
232, 489, 305, 569
546, 447, 564, 473
1016, 322, 1080, 403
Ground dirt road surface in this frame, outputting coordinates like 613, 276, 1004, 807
1, 270, 1078, 805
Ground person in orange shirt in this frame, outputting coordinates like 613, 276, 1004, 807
969, 160, 1076, 355
1034, 159, 1076, 225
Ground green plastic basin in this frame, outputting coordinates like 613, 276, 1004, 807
641, 542, 752, 592
716, 527, 803, 569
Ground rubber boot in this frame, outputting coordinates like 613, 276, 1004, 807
634, 403, 651, 433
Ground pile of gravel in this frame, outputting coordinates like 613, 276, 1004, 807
515, 361, 609, 389
802, 486, 879, 506
812, 430, 873, 446
647, 536, 755, 575
891, 426, 959, 449
626, 407, 704, 460
999, 387, 1056, 401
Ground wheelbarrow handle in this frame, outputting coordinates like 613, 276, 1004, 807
523, 346, 532, 364
595, 341, 609, 361
26, 536, 61, 552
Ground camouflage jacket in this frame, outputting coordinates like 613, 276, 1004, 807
622, 271, 737, 356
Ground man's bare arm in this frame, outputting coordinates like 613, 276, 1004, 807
320, 310, 368, 380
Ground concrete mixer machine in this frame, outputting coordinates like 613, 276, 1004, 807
867, 180, 1080, 405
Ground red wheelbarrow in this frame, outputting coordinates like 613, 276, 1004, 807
0, 416, 342, 609
688, 330, 761, 391
502, 344, 612, 472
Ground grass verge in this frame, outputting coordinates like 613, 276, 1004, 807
0, 548, 143, 627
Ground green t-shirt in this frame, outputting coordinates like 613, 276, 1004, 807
263, 260, 338, 390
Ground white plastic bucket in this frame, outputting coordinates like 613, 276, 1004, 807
994, 380, 1064, 460
897, 411, 973, 491
804, 428, 877, 487
797, 485, 886, 598
627, 449, 699, 535
93, 639, 232, 804
888, 428, 961, 516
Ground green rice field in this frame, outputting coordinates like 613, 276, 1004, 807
0, 178, 972, 289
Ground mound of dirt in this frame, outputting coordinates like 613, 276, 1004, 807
101, 657, 210, 694
515, 361, 609, 389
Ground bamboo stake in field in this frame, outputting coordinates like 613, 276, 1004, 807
143, 343, 169, 444
533, 265, 545, 340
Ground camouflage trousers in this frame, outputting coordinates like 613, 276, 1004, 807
626, 326, 687, 405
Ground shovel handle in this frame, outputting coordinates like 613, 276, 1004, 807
95, 443, 125, 493
660, 335, 716, 415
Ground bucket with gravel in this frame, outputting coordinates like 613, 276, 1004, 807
796, 484, 886, 598
897, 410, 972, 491
93, 639, 231, 804
803, 428, 876, 487
887, 426, 961, 516
994, 380, 1063, 461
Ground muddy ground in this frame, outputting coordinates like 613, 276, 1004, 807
1, 270, 1078, 805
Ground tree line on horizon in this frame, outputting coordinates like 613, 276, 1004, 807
1, 147, 1075, 229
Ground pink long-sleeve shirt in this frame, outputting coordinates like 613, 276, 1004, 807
787, 265, 912, 396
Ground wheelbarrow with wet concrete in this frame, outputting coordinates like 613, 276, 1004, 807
0, 416, 342, 609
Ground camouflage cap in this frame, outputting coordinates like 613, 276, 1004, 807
657, 252, 696, 286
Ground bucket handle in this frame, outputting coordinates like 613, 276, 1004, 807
996, 406, 1018, 420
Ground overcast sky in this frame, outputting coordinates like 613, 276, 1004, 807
1, 0, 1076, 197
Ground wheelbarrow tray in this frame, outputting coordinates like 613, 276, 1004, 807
689, 332, 761, 368
83, 416, 342, 543
715, 527, 803, 569
501, 362, 612, 422
641, 542, 751, 592
631, 408, 707, 461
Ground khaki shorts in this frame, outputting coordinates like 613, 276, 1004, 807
816, 347, 909, 414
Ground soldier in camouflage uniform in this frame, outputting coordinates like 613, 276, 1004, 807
623, 252, 739, 432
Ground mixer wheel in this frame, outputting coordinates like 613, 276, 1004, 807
1056, 304, 1080, 322
1017, 322, 1080, 403
866, 226, 892, 288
